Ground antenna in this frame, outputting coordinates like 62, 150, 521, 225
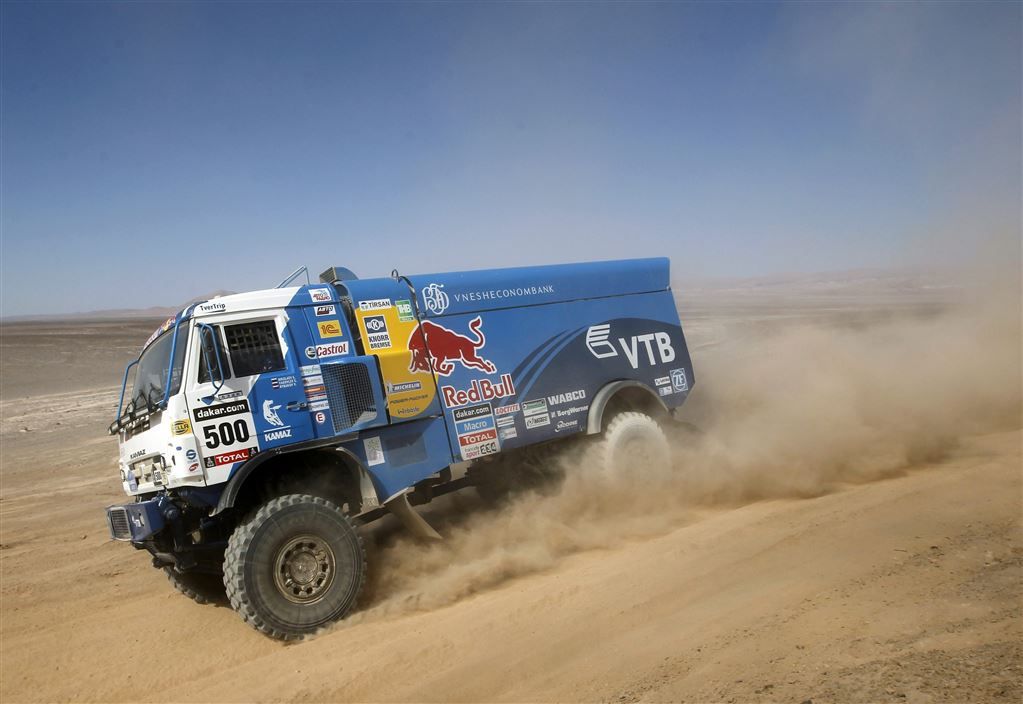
275, 266, 310, 288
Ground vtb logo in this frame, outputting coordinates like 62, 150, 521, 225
585, 323, 676, 369
408, 316, 496, 377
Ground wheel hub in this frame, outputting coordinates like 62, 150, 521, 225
273, 535, 336, 604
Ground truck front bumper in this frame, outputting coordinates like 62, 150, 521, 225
106, 499, 167, 542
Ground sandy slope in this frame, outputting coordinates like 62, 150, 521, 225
1, 297, 1020, 703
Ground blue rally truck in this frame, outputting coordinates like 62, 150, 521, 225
106, 258, 695, 638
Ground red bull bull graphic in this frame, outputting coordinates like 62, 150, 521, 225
408, 316, 496, 376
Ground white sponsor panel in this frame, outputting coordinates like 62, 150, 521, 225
525, 413, 550, 429
309, 288, 332, 303
498, 426, 518, 441
363, 436, 385, 466
494, 403, 520, 416
654, 376, 670, 387
314, 304, 336, 317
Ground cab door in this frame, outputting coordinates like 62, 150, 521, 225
185, 313, 313, 486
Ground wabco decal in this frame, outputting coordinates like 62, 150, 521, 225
408, 316, 495, 376
441, 374, 516, 408
585, 324, 676, 369
317, 320, 344, 338
548, 389, 586, 405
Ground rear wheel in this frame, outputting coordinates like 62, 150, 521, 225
224, 494, 366, 640
597, 411, 671, 478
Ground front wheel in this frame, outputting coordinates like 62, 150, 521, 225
223, 494, 366, 640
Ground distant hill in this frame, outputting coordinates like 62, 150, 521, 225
2, 290, 237, 322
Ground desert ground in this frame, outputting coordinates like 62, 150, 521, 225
1, 280, 1020, 703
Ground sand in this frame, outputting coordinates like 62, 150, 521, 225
0, 288, 1019, 703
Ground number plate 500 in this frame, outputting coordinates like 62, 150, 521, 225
203, 420, 250, 449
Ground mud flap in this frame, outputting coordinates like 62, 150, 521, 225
384, 493, 442, 541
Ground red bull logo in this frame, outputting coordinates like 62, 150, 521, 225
441, 374, 516, 408
408, 316, 496, 377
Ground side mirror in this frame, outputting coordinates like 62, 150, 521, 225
196, 322, 226, 403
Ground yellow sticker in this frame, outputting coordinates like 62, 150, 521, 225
172, 419, 191, 436
317, 320, 344, 338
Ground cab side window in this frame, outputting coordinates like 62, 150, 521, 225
224, 321, 286, 376
197, 326, 231, 384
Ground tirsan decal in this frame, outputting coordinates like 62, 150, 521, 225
585, 324, 676, 369
270, 375, 297, 389
387, 380, 422, 393
547, 389, 586, 405
309, 288, 332, 303
408, 316, 495, 376
441, 374, 516, 408
421, 283, 449, 315
262, 399, 284, 427
193, 400, 250, 422
314, 304, 336, 317
364, 315, 391, 350
317, 320, 344, 338
314, 342, 349, 359
197, 301, 226, 314
395, 299, 414, 322
671, 368, 689, 393
203, 447, 254, 468
172, 419, 191, 435
359, 299, 391, 311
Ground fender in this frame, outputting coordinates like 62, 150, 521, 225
213, 436, 364, 514
585, 380, 670, 435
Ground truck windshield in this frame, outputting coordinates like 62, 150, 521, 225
127, 328, 187, 416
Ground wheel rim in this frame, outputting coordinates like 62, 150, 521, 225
272, 534, 336, 604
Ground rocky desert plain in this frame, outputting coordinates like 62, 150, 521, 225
1, 273, 1020, 703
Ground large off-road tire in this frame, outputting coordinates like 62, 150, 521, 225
224, 494, 366, 640
597, 411, 671, 478
164, 566, 225, 605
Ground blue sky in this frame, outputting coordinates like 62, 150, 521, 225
2, 1, 1019, 316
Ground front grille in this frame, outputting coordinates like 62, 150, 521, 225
322, 361, 377, 433
107, 507, 131, 541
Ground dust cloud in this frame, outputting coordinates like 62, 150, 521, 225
337, 282, 1021, 628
